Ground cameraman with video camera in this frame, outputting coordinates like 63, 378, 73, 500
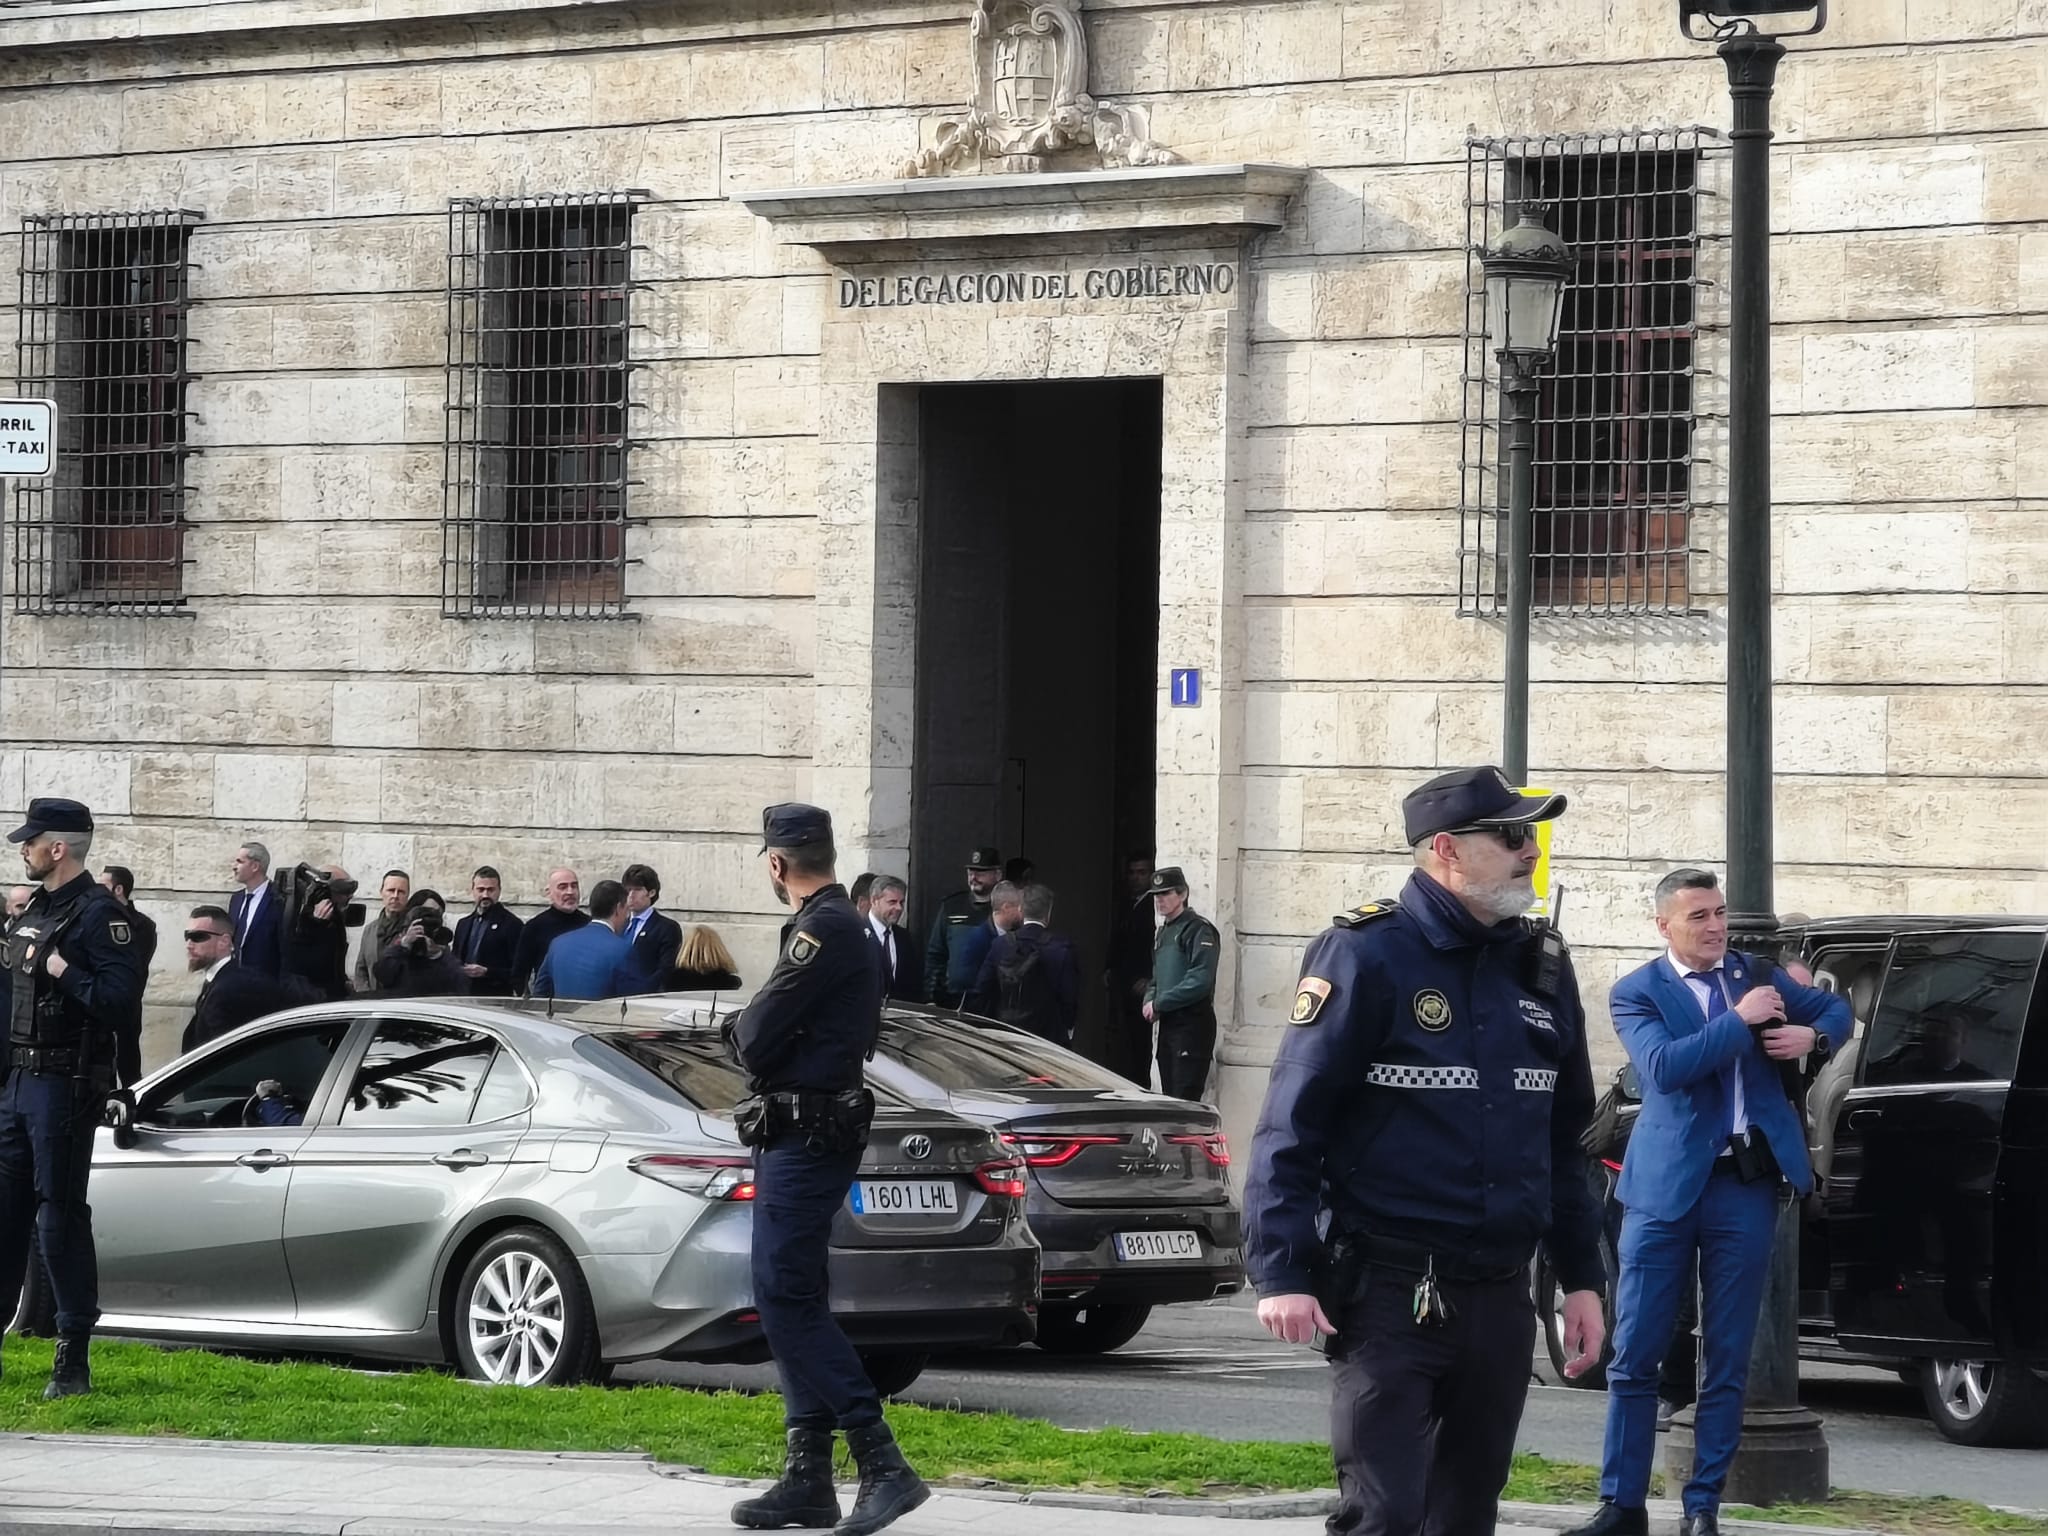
373, 890, 465, 998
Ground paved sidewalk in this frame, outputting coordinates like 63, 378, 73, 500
0, 1435, 1568, 1535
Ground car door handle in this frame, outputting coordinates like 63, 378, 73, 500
236, 1151, 290, 1170
1846, 1108, 1884, 1130
433, 1149, 489, 1169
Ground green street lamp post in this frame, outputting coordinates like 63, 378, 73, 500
1481, 210, 1572, 785
1669, 0, 1831, 1507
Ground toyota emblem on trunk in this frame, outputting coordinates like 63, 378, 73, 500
900, 1134, 933, 1161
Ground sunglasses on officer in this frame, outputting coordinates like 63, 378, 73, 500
1447, 823, 1539, 850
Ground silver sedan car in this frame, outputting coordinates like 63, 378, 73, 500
84, 997, 1040, 1390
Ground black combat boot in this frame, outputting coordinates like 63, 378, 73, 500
731, 1427, 841, 1530
835, 1420, 928, 1536
44, 1335, 90, 1400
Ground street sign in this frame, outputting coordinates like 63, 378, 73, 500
1524, 784, 1556, 916
0, 399, 54, 477
1169, 668, 1201, 708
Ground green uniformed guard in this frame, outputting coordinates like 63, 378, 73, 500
1141, 866, 1221, 1100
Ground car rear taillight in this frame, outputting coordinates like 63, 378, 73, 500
629, 1153, 757, 1201
974, 1156, 1028, 1199
1168, 1131, 1231, 1167
999, 1132, 1122, 1167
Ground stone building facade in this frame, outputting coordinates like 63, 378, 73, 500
0, 0, 2041, 1146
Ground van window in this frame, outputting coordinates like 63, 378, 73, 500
1863, 931, 2042, 1089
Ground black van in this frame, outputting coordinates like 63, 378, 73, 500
1534, 916, 2048, 1447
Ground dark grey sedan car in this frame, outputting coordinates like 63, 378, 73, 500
80, 998, 1039, 1390
862, 1007, 1245, 1354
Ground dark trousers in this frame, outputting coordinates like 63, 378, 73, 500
1099, 983, 1152, 1086
752, 1136, 882, 1433
1327, 1267, 1535, 1536
0, 1069, 102, 1339
1156, 1005, 1217, 1101
1600, 1172, 1778, 1515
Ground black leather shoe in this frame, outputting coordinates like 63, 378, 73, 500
43, 1335, 90, 1400
1684, 1514, 1722, 1536
1563, 1502, 1649, 1536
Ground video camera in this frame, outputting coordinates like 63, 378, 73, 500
275, 863, 365, 932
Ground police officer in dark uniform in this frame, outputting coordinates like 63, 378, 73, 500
0, 799, 146, 1399
921, 846, 1001, 1008
1245, 767, 1608, 1536
727, 804, 929, 1536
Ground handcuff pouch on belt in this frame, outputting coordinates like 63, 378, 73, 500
733, 1087, 876, 1153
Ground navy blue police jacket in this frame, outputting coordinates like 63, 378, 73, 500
1245, 870, 1605, 1298
730, 883, 881, 1095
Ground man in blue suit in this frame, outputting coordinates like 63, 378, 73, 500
227, 841, 282, 978
1568, 869, 1847, 1536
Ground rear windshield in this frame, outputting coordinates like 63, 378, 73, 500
877, 1017, 1132, 1093
580, 1031, 752, 1111
581, 1029, 913, 1112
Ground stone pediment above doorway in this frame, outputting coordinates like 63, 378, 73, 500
738, 163, 1306, 261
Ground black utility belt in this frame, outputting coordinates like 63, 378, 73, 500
734, 1087, 875, 1151
1334, 1231, 1527, 1286
8, 1043, 97, 1076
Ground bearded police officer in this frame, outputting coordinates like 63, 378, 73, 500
727, 804, 928, 1536
0, 799, 145, 1399
1245, 767, 1608, 1536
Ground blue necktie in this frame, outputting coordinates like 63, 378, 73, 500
1689, 969, 1740, 1134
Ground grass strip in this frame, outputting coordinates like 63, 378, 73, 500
0, 1340, 2037, 1532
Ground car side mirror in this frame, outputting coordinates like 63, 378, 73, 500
104, 1089, 137, 1149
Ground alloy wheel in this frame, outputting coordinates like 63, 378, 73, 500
467, 1249, 567, 1386
1931, 1359, 1992, 1422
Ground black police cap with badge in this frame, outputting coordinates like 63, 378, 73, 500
760, 801, 835, 853
6, 798, 94, 845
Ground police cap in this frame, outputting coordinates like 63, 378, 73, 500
1145, 865, 1189, 895
966, 846, 1002, 871
1402, 766, 1566, 846
7, 797, 94, 845
760, 802, 833, 852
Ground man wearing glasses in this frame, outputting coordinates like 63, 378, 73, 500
1244, 766, 1607, 1536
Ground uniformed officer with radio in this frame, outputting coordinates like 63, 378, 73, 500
0, 799, 145, 1400
727, 803, 929, 1536
1245, 767, 1608, 1536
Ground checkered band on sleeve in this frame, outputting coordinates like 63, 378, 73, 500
1364, 1063, 1481, 1090
1514, 1068, 1558, 1093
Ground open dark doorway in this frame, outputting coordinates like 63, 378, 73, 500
910, 379, 1162, 1059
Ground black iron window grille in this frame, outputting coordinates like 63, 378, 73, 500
444, 192, 648, 619
14, 209, 201, 615
1458, 130, 1723, 617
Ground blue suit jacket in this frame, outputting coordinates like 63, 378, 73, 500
230, 885, 283, 978
1611, 953, 1848, 1222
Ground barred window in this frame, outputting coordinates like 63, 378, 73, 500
443, 193, 647, 619
14, 210, 200, 615
1458, 131, 1721, 617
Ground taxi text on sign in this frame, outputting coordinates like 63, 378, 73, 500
1524, 785, 1555, 917
0, 399, 55, 477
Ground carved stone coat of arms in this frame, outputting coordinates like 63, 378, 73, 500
903, 1, 1180, 177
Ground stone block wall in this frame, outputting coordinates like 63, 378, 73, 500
0, 0, 2038, 1094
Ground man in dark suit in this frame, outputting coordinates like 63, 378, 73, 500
619, 863, 684, 994
181, 906, 318, 1054
454, 866, 524, 996
1569, 869, 1847, 1536
864, 876, 920, 1003
966, 885, 1079, 1044
511, 867, 589, 996
228, 841, 282, 977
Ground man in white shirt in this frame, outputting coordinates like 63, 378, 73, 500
228, 842, 281, 977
